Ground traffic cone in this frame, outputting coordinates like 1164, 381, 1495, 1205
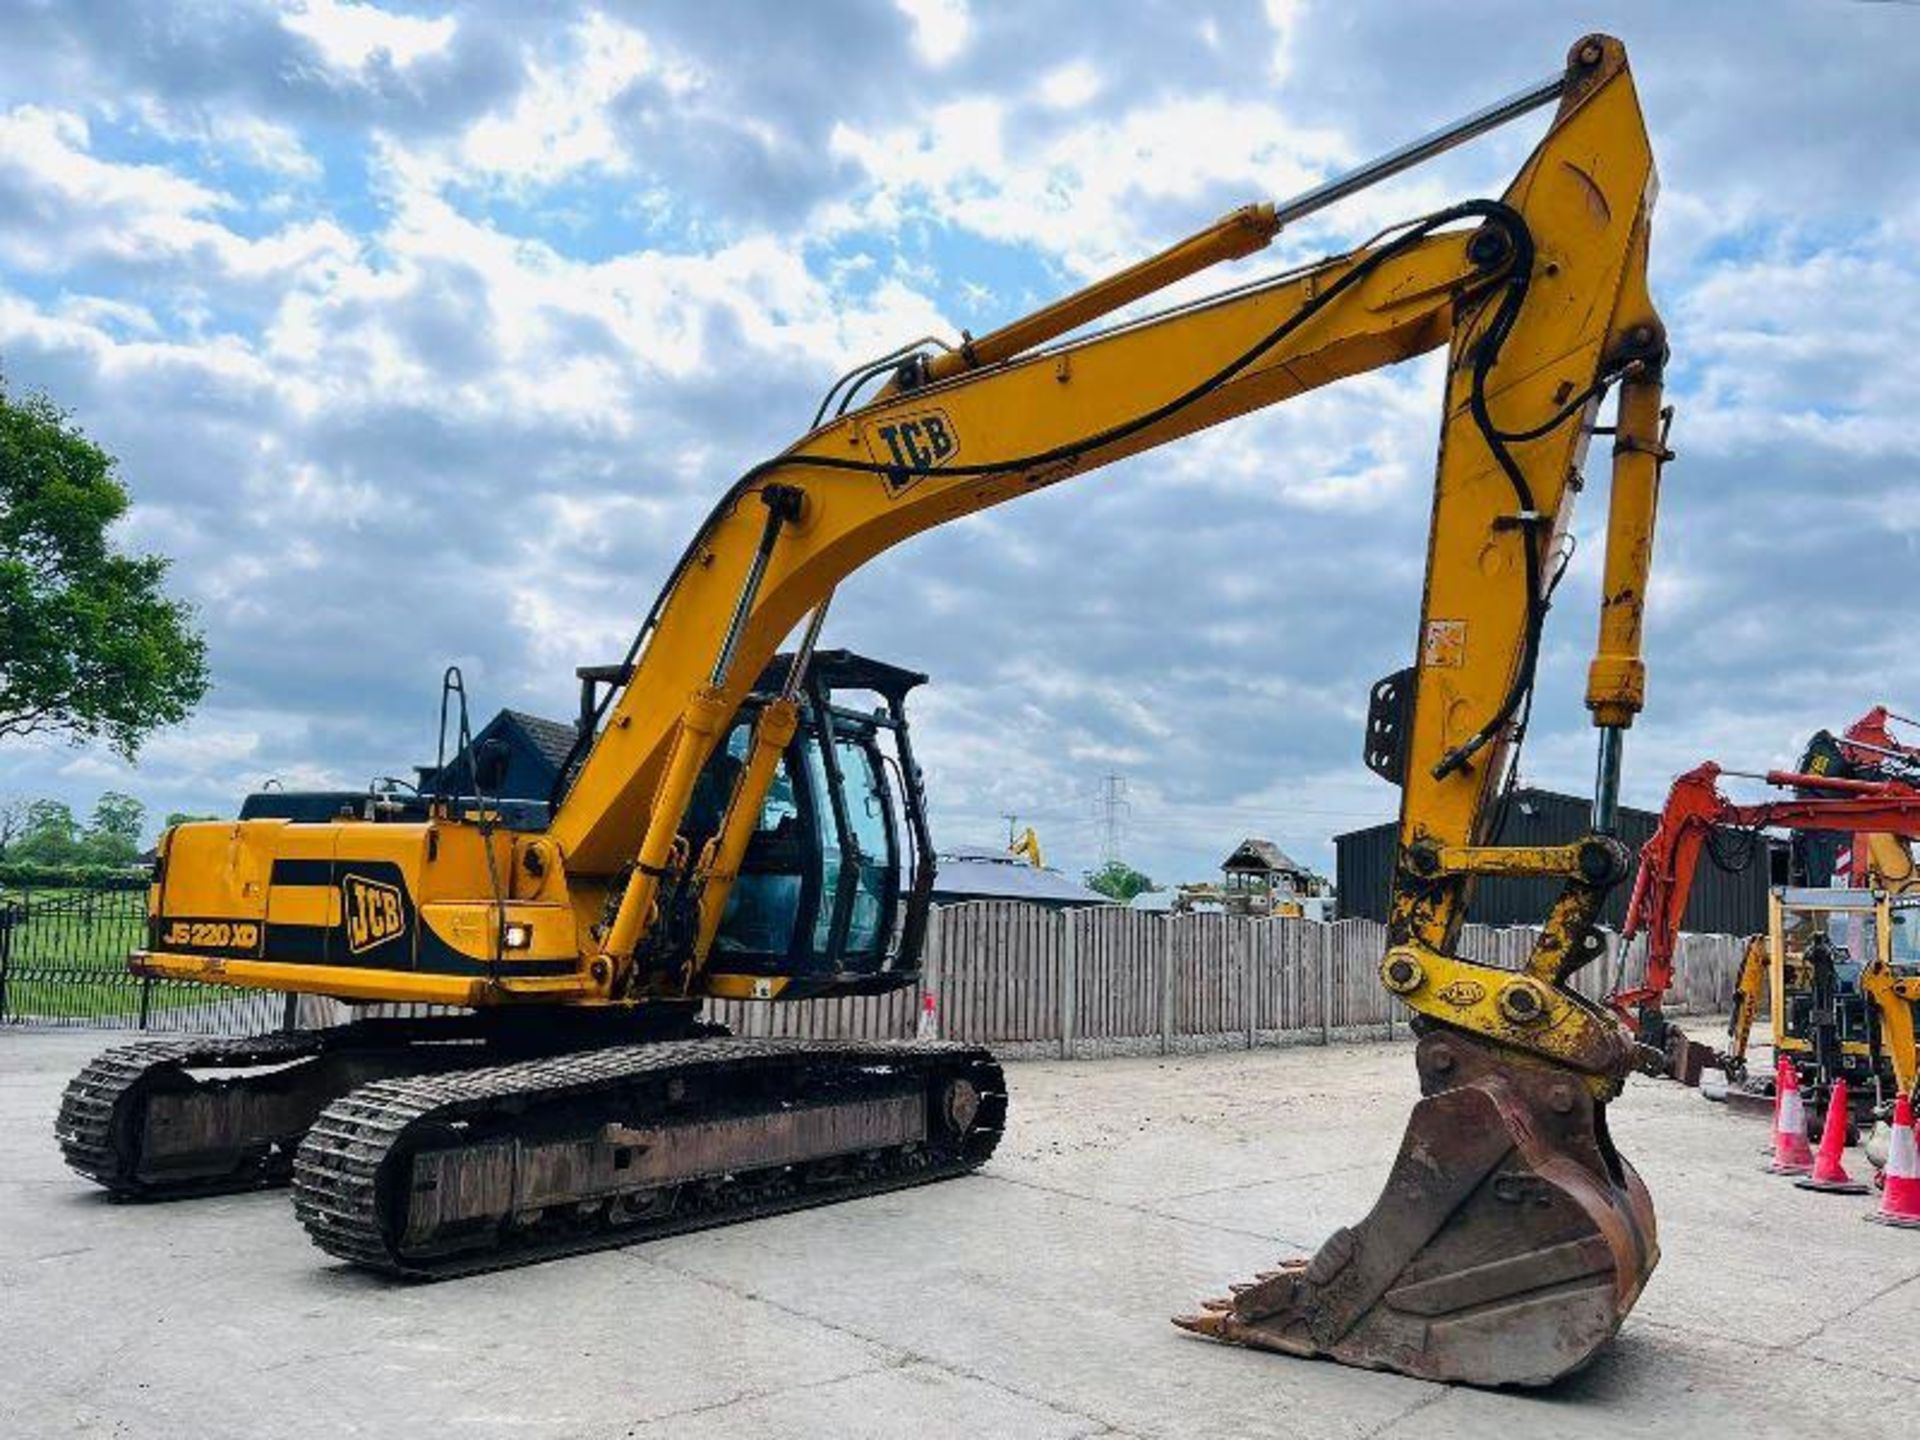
1761, 1057, 1787, 1155
916, 990, 938, 1041
1765, 1060, 1815, 1175
1755, 1057, 1797, 1155
1866, 1094, 1920, 1228
1795, 1078, 1869, 1194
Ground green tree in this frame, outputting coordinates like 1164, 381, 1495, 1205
0, 378, 208, 758
1084, 860, 1156, 904
164, 810, 218, 828
11, 797, 80, 865
79, 790, 145, 864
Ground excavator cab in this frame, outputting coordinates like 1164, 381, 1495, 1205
695, 649, 935, 996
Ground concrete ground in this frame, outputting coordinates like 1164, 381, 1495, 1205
3, 1028, 1918, 1440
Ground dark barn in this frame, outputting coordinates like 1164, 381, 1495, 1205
416, 709, 578, 802
1334, 786, 1780, 935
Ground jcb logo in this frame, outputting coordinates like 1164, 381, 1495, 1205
343, 874, 408, 954
866, 409, 960, 492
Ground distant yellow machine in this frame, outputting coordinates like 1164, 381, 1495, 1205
62, 35, 1673, 1386
1006, 826, 1045, 869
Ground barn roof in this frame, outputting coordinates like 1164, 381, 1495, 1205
929, 847, 1108, 907
499, 710, 578, 773
1222, 837, 1307, 875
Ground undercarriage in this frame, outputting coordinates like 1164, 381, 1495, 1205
56, 1021, 1005, 1277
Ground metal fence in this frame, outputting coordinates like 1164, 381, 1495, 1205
0, 884, 296, 1035
2, 888, 1747, 1054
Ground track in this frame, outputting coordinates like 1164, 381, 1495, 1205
51, 1020, 524, 1200
292, 1037, 1006, 1278
55, 1031, 332, 1197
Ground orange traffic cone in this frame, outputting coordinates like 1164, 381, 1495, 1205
1795, 1078, 1869, 1194
1866, 1094, 1920, 1228
1765, 1060, 1816, 1175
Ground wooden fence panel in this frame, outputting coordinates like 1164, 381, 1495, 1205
1072, 906, 1162, 1043
1172, 912, 1235, 1036
926, 899, 1064, 1044
685, 903, 1747, 1051
1323, 920, 1382, 1029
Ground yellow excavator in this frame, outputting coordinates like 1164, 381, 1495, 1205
1723, 842, 1920, 1103
59, 36, 1669, 1386
1007, 826, 1045, 868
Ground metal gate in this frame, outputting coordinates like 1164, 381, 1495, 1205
0, 883, 290, 1034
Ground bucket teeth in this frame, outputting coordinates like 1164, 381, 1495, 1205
1169, 1031, 1660, 1388
1171, 1310, 1227, 1336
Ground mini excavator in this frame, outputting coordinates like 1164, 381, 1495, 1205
1613, 711, 1920, 1104
1736, 885, 1920, 1111
61, 36, 1671, 1386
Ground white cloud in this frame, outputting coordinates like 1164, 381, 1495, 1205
0, 106, 355, 284
828, 93, 1347, 276
1676, 229, 1920, 459
128, 99, 322, 181
1262, 0, 1304, 82
895, 0, 971, 67
455, 13, 685, 184
0, 107, 219, 233
1038, 60, 1102, 110
278, 0, 456, 74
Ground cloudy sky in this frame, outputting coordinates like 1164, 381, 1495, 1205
0, 0, 1915, 886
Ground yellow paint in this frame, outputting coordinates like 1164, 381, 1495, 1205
131, 952, 498, 1006
706, 974, 789, 1001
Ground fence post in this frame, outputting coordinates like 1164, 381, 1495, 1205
921, 906, 943, 1042
1159, 919, 1174, 1056
1320, 932, 1333, 1046
282, 989, 300, 1032
137, 975, 153, 1031
0, 901, 14, 1023
1058, 908, 1076, 1061
1241, 923, 1256, 1051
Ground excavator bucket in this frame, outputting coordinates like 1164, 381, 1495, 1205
1176, 1030, 1658, 1387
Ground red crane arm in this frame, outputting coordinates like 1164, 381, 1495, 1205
1612, 762, 1920, 1018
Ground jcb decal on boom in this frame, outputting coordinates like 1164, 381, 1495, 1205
865, 409, 961, 492
343, 874, 409, 954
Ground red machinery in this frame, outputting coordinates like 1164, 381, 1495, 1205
1614, 743, 1920, 1078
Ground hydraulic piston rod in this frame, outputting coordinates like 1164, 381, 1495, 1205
1270, 72, 1566, 228
914, 64, 1570, 389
